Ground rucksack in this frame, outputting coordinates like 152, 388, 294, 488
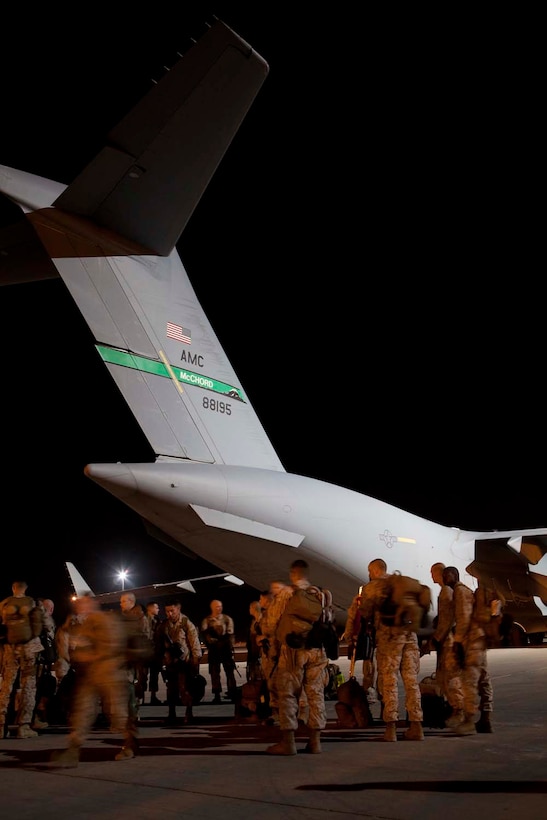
1, 596, 37, 645
276, 585, 323, 647
277, 585, 339, 658
379, 574, 431, 632
324, 662, 345, 700
312, 588, 340, 660
473, 585, 502, 647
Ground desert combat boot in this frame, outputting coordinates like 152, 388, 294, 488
304, 729, 322, 753
383, 721, 397, 742
403, 721, 425, 741
266, 729, 297, 755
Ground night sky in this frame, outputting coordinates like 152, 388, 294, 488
1, 5, 544, 631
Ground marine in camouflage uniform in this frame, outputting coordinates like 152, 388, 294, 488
343, 592, 377, 695
430, 563, 464, 727
444, 566, 494, 735
201, 600, 236, 703
266, 560, 328, 756
119, 591, 150, 732
258, 582, 293, 721
0, 581, 44, 739
155, 599, 202, 724
50, 593, 137, 766
32, 598, 58, 729
359, 558, 424, 742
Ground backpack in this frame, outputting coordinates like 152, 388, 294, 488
1, 596, 37, 644
379, 574, 431, 632
311, 588, 340, 660
473, 585, 502, 647
277, 585, 339, 658
276, 585, 324, 647
324, 662, 344, 700
335, 677, 374, 728
234, 679, 271, 722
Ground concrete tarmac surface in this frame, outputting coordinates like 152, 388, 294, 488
1, 648, 546, 820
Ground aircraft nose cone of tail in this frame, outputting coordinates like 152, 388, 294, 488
84, 462, 138, 499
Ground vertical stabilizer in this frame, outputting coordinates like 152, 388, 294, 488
65, 562, 95, 597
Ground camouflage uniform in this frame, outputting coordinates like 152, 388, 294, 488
259, 586, 293, 712
155, 611, 201, 720
65, 607, 132, 750
274, 579, 328, 733
344, 593, 376, 692
246, 604, 265, 682
0, 593, 43, 733
119, 600, 150, 729
201, 612, 236, 697
432, 584, 464, 712
359, 577, 423, 724
453, 581, 493, 722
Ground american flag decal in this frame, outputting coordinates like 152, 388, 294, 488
166, 322, 191, 344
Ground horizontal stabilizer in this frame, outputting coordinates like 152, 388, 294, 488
191, 504, 304, 547
53, 20, 269, 255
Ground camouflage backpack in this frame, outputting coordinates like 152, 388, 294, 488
378, 574, 431, 632
0, 595, 42, 645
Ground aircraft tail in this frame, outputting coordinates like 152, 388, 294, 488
65, 562, 95, 598
0, 19, 283, 472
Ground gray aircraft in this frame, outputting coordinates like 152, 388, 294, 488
1, 18, 547, 638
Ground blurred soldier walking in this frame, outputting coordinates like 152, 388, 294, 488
50, 594, 139, 767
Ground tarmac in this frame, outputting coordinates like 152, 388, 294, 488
1, 647, 546, 820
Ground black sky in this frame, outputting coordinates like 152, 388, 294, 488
1, 5, 544, 626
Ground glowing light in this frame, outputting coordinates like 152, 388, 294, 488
117, 570, 129, 590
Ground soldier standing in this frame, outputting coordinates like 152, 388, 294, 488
0, 581, 44, 739
443, 566, 494, 735
358, 558, 424, 742
156, 599, 202, 724
257, 583, 292, 725
143, 601, 163, 705
201, 600, 236, 703
429, 562, 464, 728
266, 559, 328, 756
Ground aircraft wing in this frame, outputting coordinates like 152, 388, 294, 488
466, 533, 547, 636
65, 561, 244, 607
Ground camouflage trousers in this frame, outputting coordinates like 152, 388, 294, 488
375, 625, 422, 723
436, 634, 464, 710
276, 645, 327, 732
208, 649, 236, 695
68, 660, 132, 748
458, 638, 493, 718
0, 641, 40, 725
